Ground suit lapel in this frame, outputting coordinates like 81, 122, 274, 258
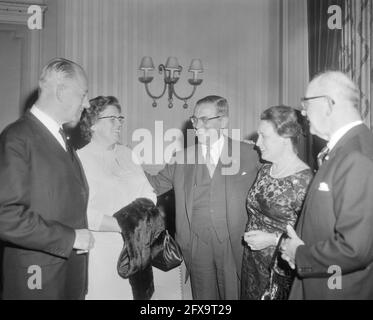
326, 124, 366, 163
26, 112, 88, 190
298, 124, 367, 236
220, 137, 230, 213
184, 143, 201, 223
219, 136, 231, 168
71, 148, 89, 191
222, 137, 236, 211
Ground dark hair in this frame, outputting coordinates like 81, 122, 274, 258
196, 95, 229, 117
80, 96, 122, 142
260, 105, 302, 148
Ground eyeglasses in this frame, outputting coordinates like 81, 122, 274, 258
98, 116, 125, 123
190, 115, 221, 126
300, 95, 335, 116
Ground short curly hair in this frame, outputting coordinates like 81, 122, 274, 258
80, 96, 122, 142
260, 105, 302, 148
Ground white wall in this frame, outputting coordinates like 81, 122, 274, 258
0, 0, 309, 166
59, 0, 282, 146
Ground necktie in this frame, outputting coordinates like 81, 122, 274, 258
59, 128, 86, 185
317, 146, 330, 168
205, 147, 216, 178
59, 128, 74, 160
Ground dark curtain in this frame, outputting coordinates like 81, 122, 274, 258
308, 0, 344, 78
306, 0, 344, 171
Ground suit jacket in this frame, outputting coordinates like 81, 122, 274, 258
0, 112, 89, 299
290, 124, 373, 300
146, 137, 258, 278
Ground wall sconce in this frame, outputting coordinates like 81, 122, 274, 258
138, 56, 203, 109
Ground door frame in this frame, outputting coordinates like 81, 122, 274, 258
0, 2, 47, 114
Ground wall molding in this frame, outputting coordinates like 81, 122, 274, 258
0, 1, 47, 25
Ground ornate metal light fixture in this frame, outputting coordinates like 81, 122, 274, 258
138, 56, 203, 109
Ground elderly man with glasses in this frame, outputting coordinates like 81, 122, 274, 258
281, 71, 373, 300
145, 95, 258, 300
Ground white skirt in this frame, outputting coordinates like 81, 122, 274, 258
86, 231, 182, 300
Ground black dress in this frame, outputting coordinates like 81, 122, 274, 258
241, 164, 312, 300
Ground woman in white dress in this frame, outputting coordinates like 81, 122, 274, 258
78, 96, 181, 300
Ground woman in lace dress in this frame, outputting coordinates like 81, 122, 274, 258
78, 96, 181, 300
241, 105, 313, 300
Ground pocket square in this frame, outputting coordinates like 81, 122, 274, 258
241, 171, 247, 176
318, 182, 330, 192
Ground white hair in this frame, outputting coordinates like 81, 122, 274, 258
38, 58, 85, 93
311, 71, 361, 111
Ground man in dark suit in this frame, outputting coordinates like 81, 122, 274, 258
146, 95, 258, 299
0, 58, 95, 299
281, 71, 373, 299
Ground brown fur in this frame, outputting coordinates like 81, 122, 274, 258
114, 198, 165, 299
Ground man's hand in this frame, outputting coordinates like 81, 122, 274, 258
281, 225, 304, 269
73, 229, 95, 254
244, 230, 278, 251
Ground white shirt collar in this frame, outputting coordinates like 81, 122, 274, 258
30, 105, 67, 151
201, 134, 225, 165
327, 121, 363, 151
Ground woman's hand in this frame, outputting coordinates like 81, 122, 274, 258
244, 230, 278, 251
